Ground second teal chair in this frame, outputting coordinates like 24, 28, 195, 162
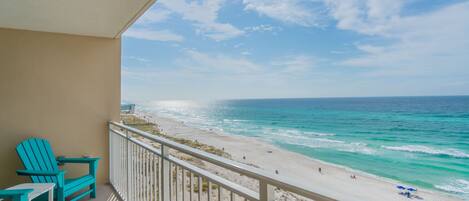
15, 138, 100, 201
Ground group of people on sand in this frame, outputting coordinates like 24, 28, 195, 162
317, 167, 357, 180
397, 185, 420, 199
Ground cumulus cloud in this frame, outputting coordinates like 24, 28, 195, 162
159, 0, 245, 41
135, 9, 172, 25
244, 24, 282, 33
325, 1, 469, 77
325, 0, 404, 36
124, 28, 184, 42
243, 0, 326, 27
271, 55, 317, 75
123, 0, 469, 100
175, 50, 261, 74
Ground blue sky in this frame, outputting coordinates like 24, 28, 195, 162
122, 0, 469, 101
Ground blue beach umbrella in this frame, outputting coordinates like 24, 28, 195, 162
397, 185, 406, 190
407, 187, 417, 192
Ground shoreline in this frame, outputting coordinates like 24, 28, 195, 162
136, 111, 461, 201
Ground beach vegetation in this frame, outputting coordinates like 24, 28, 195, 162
121, 114, 231, 158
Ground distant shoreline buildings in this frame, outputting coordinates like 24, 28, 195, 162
121, 103, 135, 114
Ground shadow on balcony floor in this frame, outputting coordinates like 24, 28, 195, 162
78, 184, 121, 201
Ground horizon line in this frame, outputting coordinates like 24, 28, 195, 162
122, 94, 469, 103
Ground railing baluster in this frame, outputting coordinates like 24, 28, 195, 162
218, 186, 221, 201
147, 150, 151, 201
125, 130, 129, 201
176, 165, 179, 201
208, 181, 212, 201
135, 144, 139, 201
198, 175, 202, 201
155, 154, 158, 201
138, 147, 145, 201
161, 145, 170, 201
190, 172, 193, 201
181, 167, 186, 201
170, 163, 173, 200
150, 153, 154, 201
139, 146, 142, 201
130, 142, 135, 200
144, 149, 148, 201
133, 144, 137, 201
120, 135, 122, 193
156, 154, 159, 201
142, 148, 145, 201
116, 136, 120, 192
121, 136, 124, 194
259, 180, 274, 201
109, 128, 113, 186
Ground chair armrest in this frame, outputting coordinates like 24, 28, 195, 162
57, 157, 100, 178
57, 157, 100, 164
0, 189, 33, 200
16, 169, 66, 176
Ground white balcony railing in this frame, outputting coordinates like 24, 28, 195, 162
109, 121, 336, 201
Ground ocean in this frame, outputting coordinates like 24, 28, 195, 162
140, 96, 469, 199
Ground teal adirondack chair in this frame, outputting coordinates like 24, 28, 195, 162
0, 189, 32, 201
15, 138, 100, 201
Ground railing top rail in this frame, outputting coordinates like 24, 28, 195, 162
109, 121, 337, 201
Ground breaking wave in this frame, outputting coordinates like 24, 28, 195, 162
435, 179, 469, 198
383, 145, 469, 158
267, 131, 377, 155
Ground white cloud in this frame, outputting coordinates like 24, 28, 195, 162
330, 50, 345, 54
176, 50, 318, 76
325, 0, 404, 36
243, 0, 325, 27
355, 44, 384, 54
234, 43, 244, 48
195, 22, 245, 41
123, 1, 469, 100
241, 51, 251, 56
128, 56, 151, 63
326, 1, 469, 77
176, 50, 261, 74
244, 24, 281, 33
124, 28, 184, 42
126, 49, 318, 79
136, 9, 172, 25
122, 52, 324, 100
271, 55, 317, 74
158, 0, 244, 41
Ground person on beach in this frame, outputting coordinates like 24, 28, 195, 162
318, 167, 322, 174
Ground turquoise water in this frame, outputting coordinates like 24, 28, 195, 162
141, 96, 469, 199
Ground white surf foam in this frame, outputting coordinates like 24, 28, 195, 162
382, 145, 469, 158
268, 130, 377, 155
435, 179, 469, 198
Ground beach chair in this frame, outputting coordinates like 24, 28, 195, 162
0, 189, 32, 201
15, 138, 100, 201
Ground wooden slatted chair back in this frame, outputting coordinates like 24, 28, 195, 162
16, 138, 59, 184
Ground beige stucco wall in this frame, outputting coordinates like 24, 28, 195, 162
0, 28, 121, 187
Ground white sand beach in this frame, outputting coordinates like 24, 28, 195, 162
137, 112, 461, 201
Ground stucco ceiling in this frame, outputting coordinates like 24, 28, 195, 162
0, 0, 155, 38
